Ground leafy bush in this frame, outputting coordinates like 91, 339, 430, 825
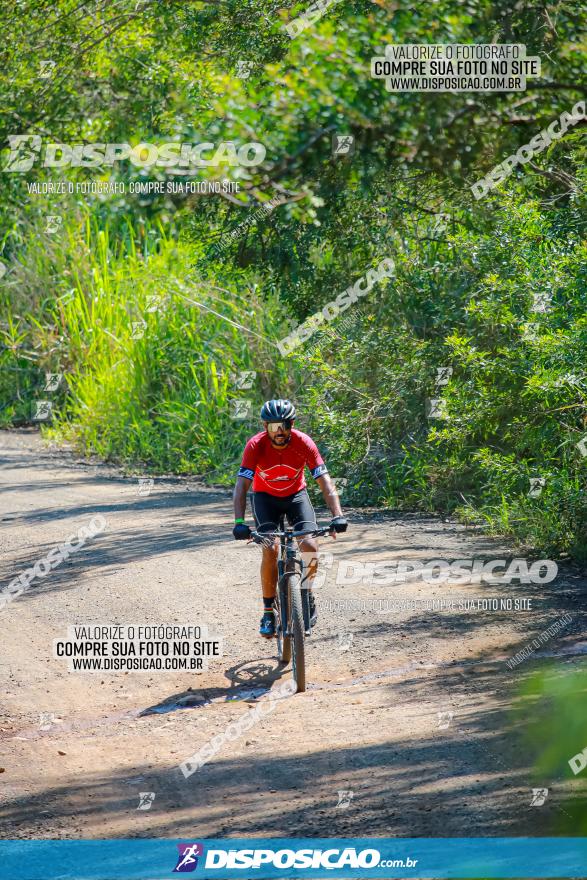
294, 186, 587, 559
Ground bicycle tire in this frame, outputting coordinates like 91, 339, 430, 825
276, 581, 291, 664
288, 573, 306, 693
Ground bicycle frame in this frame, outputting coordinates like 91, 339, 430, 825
250, 520, 332, 636
248, 520, 332, 691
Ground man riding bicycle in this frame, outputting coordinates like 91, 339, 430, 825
232, 399, 348, 638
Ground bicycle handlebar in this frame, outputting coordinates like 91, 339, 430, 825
249, 525, 333, 543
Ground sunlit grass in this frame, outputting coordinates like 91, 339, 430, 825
1, 207, 295, 479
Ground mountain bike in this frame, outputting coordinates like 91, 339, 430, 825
249, 518, 332, 693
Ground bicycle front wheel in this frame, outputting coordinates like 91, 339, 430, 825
288, 573, 306, 693
275, 583, 291, 665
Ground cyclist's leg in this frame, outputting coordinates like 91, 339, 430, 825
287, 489, 319, 588
251, 492, 281, 636
251, 492, 280, 599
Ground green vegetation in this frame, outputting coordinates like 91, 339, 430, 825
0, 208, 293, 474
1, 0, 586, 558
515, 664, 587, 833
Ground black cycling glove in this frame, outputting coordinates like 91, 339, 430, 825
330, 516, 348, 533
233, 522, 251, 540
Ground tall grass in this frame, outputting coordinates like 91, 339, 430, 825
1, 206, 296, 478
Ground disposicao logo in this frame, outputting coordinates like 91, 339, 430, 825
173, 843, 204, 872
203, 847, 383, 870
2, 136, 266, 172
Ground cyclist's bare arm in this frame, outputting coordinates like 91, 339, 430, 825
233, 475, 252, 520
316, 474, 343, 518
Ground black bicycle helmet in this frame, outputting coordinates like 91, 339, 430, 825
260, 398, 296, 422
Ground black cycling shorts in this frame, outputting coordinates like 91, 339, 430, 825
250, 489, 317, 534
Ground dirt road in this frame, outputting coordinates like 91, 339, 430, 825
1, 428, 585, 839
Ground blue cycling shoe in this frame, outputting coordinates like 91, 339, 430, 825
259, 610, 276, 638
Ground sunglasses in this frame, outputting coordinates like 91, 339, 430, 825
266, 420, 292, 433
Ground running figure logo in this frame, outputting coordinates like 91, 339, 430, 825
332, 134, 355, 156
173, 843, 204, 872
530, 788, 549, 806
136, 791, 156, 810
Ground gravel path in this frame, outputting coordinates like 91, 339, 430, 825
0, 428, 585, 839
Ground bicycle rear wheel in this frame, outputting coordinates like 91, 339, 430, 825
287, 573, 306, 693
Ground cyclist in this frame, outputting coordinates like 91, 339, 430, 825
232, 399, 348, 638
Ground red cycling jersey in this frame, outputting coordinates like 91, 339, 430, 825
238, 429, 328, 496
